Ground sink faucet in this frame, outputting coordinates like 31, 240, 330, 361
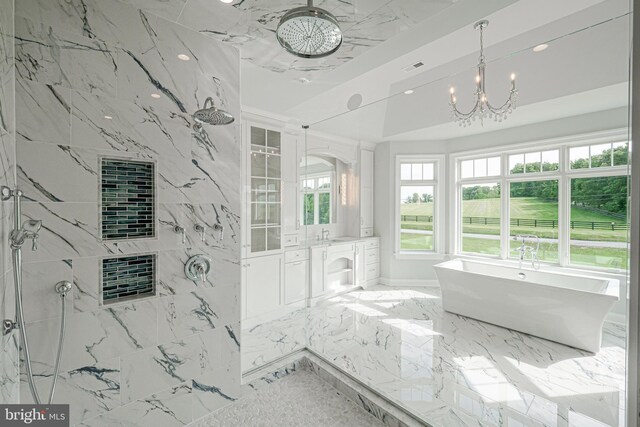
321, 228, 330, 241
512, 234, 540, 270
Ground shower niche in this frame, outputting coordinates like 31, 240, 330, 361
99, 157, 158, 305
100, 157, 156, 241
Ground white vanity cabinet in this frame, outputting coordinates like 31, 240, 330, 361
310, 242, 357, 298
244, 254, 283, 318
284, 249, 308, 304
310, 246, 327, 298
281, 132, 300, 245
355, 241, 366, 285
360, 150, 374, 237
364, 238, 380, 284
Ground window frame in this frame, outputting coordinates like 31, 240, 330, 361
300, 173, 333, 226
452, 130, 629, 272
395, 155, 446, 259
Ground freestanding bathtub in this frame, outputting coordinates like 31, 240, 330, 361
433, 259, 619, 353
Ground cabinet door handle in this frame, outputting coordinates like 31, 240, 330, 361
292, 261, 303, 265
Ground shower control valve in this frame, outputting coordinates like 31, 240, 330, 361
213, 223, 224, 241
194, 224, 207, 242
185, 255, 212, 284
174, 225, 186, 245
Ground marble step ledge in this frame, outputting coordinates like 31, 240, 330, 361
224, 350, 427, 427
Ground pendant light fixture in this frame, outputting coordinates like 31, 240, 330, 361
276, 0, 343, 59
449, 20, 518, 126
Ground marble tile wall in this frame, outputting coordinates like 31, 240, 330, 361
0, 0, 18, 405
8, 0, 241, 424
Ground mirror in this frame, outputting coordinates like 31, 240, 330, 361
300, 155, 337, 226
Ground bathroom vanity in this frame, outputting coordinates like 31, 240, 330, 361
240, 114, 378, 324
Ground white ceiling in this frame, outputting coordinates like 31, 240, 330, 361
126, 0, 632, 142
302, 0, 631, 141
175, 0, 461, 78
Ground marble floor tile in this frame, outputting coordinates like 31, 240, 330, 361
241, 308, 306, 373
306, 285, 626, 427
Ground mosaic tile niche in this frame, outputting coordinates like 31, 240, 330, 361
102, 254, 156, 304
101, 158, 155, 241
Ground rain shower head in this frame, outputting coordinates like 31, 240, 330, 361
193, 97, 234, 126
276, 0, 342, 58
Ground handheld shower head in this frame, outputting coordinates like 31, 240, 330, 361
193, 97, 234, 127
10, 220, 42, 249
23, 220, 42, 234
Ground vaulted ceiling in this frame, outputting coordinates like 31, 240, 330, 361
124, 0, 631, 141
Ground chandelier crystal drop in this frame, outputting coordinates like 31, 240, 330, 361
449, 20, 518, 127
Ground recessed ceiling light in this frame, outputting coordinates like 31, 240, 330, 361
533, 43, 548, 53
220, 0, 233, 3
151, 93, 161, 99
104, 115, 113, 120
177, 54, 190, 61
404, 90, 414, 95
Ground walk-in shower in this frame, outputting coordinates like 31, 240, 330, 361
1, 186, 71, 404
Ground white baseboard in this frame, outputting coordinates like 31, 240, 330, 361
379, 277, 440, 287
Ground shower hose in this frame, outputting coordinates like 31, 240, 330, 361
12, 247, 68, 404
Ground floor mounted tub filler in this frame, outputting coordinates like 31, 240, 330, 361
434, 258, 619, 353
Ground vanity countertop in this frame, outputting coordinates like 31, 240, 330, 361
296, 236, 378, 248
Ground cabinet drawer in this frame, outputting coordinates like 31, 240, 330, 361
366, 248, 379, 264
329, 243, 355, 255
361, 228, 373, 237
284, 260, 307, 304
364, 239, 379, 250
365, 264, 379, 280
283, 234, 299, 247
285, 248, 308, 263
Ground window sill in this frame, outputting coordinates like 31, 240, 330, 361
394, 252, 447, 261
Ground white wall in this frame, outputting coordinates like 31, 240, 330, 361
375, 140, 450, 284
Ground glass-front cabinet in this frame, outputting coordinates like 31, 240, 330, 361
250, 126, 282, 253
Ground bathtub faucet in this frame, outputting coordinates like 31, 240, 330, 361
513, 235, 540, 270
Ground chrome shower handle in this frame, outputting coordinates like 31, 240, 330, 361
213, 223, 224, 241
194, 224, 206, 242
173, 225, 186, 244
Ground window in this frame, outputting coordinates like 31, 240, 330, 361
301, 175, 332, 225
509, 180, 559, 263
570, 142, 629, 169
509, 150, 559, 174
461, 156, 500, 179
397, 158, 443, 255
455, 137, 629, 271
461, 183, 501, 256
458, 156, 502, 257
570, 176, 628, 269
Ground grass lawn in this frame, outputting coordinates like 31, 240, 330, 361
400, 197, 628, 268
400, 233, 433, 251
460, 236, 627, 269
401, 198, 627, 241
458, 197, 626, 222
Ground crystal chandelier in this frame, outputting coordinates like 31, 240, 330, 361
449, 20, 518, 127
